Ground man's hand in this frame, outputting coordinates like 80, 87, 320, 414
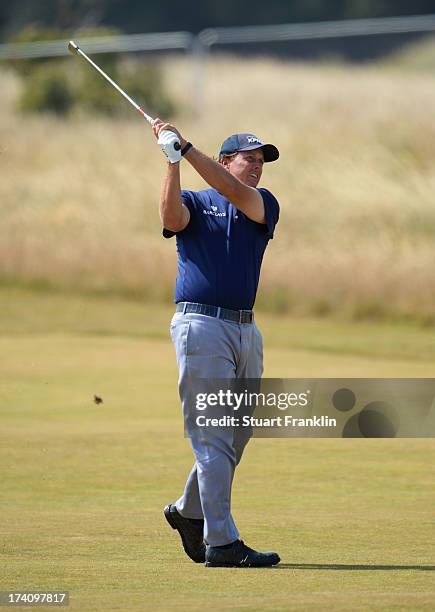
153, 119, 186, 164
152, 119, 187, 147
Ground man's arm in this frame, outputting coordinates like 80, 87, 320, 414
184, 146, 265, 224
153, 120, 265, 224
159, 162, 190, 233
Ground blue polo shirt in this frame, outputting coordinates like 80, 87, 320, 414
163, 188, 279, 310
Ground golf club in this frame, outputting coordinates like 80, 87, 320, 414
67, 40, 181, 157
68, 40, 155, 124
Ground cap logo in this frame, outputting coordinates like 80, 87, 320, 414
247, 137, 262, 144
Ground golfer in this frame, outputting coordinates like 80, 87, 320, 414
153, 119, 281, 568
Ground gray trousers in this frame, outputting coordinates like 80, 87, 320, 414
170, 311, 263, 546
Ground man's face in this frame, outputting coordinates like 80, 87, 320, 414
222, 149, 265, 188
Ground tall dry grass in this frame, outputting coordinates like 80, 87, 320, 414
1, 54, 435, 320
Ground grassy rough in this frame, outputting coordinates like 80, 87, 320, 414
1, 54, 435, 320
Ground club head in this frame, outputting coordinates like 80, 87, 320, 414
68, 40, 80, 55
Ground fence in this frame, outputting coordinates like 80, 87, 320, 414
2, 14, 435, 60
1, 14, 435, 113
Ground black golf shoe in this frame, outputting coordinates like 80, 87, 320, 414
163, 504, 205, 563
205, 539, 280, 568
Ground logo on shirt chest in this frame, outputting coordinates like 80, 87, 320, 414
203, 205, 226, 217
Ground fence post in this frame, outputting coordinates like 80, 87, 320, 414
191, 35, 208, 120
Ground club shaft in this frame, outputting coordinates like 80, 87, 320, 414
75, 46, 155, 124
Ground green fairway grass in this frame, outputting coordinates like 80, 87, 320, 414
1, 289, 435, 611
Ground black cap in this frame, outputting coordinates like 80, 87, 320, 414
219, 133, 279, 162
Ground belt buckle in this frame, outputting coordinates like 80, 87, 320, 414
239, 310, 250, 324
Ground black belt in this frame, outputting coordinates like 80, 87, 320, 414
176, 302, 254, 324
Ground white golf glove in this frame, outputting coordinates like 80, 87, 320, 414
158, 129, 182, 163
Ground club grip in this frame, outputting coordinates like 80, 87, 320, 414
158, 130, 182, 163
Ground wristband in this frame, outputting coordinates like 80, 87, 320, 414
181, 142, 193, 157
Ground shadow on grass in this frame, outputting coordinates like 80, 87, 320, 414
272, 563, 435, 571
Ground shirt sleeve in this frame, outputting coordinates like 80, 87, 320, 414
162, 190, 195, 239
258, 188, 280, 239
